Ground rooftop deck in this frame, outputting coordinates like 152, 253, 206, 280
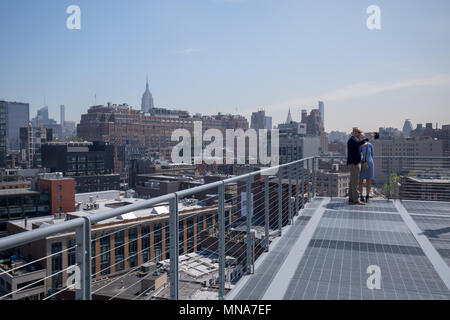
228, 197, 450, 300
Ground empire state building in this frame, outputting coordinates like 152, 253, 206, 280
141, 76, 154, 113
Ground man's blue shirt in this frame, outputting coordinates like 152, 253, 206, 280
347, 135, 369, 166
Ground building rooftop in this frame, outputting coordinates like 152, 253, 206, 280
405, 176, 450, 184
228, 197, 450, 300
0, 181, 31, 187
0, 188, 40, 197
8, 194, 207, 232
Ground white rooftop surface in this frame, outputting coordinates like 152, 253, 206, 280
189, 289, 219, 300
160, 252, 221, 279
9, 196, 204, 231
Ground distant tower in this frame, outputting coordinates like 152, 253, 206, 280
265, 116, 272, 130
141, 75, 154, 113
60, 105, 65, 130
301, 109, 307, 123
402, 119, 413, 138
286, 109, 293, 124
318, 101, 324, 128
251, 110, 266, 130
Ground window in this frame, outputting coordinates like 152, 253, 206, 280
165, 223, 170, 260
141, 226, 150, 263
187, 218, 194, 253
196, 216, 204, 249
114, 231, 124, 272
58, 195, 62, 202
154, 224, 162, 262
100, 236, 111, 275
57, 185, 62, 191
128, 228, 138, 267
179, 220, 185, 255
51, 242, 63, 289
206, 215, 213, 229
67, 239, 76, 266
91, 241, 96, 276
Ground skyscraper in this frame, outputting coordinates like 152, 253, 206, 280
286, 109, 293, 124
301, 109, 308, 124
141, 76, 154, 113
301, 109, 324, 136
30, 107, 62, 141
31, 106, 52, 126
251, 110, 267, 130
402, 119, 414, 138
4, 101, 29, 152
265, 116, 272, 130
0, 101, 7, 167
318, 101, 325, 129
60, 105, 65, 131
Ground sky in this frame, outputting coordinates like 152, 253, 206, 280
1, 0, 450, 133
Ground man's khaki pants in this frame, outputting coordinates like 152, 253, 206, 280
349, 163, 361, 202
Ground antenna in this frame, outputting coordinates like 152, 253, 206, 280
94, 94, 97, 105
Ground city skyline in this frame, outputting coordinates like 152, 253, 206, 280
1, 0, 450, 132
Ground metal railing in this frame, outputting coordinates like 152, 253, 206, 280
316, 156, 450, 201
2, 155, 447, 300
0, 157, 316, 300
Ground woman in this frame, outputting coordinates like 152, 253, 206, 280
359, 135, 374, 202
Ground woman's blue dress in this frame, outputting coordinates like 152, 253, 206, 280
360, 143, 374, 180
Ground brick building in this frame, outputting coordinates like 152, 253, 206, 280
6, 198, 233, 293
37, 173, 75, 214
76, 104, 249, 162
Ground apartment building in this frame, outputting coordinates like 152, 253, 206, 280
5, 196, 233, 293
371, 136, 444, 184
76, 104, 249, 161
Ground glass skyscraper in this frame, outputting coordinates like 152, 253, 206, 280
0, 101, 6, 167
318, 101, 325, 129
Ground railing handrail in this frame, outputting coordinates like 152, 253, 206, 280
0, 157, 314, 252
319, 155, 450, 160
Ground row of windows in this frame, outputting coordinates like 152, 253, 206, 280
67, 155, 104, 162
48, 214, 220, 287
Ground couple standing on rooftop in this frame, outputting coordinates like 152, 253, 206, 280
347, 127, 377, 205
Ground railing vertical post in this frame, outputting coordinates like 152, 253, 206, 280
75, 216, 91, 300
312, 157, 316, 199
288, 165, 292, 225
218, 182, 225, 300
307, 159, 311, 202
251, 231, 255, 273
301, 160, 305, 208
295, 161, 299, 216
330, 155, 334, 199
264, 175, 269, 252
169, 195, 179, 300
278, 167, 283, 236
387, 162, 391, 200
246, 175, 253, 274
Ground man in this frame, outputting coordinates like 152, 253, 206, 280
347, 128, 375, 205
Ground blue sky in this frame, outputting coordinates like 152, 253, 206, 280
1, 0, 450, 132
